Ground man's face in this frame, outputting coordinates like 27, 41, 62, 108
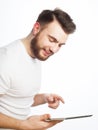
31, 20, 68, 61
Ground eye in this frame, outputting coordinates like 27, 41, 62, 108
59, 44, 62, 47
49, 37, 54, 42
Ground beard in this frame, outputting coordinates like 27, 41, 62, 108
30, 35, 50, 61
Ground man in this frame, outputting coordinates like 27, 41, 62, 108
0, 8, 76, 130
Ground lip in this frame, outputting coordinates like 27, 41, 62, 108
43, 50, 52, 57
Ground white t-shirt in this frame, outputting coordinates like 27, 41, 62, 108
0, 40, 41, 121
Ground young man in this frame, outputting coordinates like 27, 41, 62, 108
0, 8, 76, 130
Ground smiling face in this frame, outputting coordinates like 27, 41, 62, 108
30, 20, 68, 61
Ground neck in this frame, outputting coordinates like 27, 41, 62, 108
21, 33, 35, 58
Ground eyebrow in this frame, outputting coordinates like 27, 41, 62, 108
48, 35, 65, 45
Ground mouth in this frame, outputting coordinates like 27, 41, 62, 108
42, 49, 52, 57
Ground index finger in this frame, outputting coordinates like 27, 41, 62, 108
56, 96, 65, 103
51, 94, 65, 103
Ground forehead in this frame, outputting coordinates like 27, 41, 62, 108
42, 20, 68, 43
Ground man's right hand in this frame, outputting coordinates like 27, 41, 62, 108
19, 114, 63, 130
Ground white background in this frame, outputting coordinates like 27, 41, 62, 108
0, 0, 98, 130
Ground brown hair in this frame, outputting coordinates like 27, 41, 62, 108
36, 8, 76, 34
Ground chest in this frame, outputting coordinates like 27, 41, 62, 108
7, 58, 41, 97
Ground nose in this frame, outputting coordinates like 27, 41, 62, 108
50, 44, 59, 53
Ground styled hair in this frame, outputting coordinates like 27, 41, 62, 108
36, 8, 76, 34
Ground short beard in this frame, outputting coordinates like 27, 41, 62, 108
30, 36, 49, 61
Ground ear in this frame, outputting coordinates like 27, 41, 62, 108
33, 22, 40, 35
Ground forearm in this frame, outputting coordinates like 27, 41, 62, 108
0, 113, 22, 129
32, 93, 47, 106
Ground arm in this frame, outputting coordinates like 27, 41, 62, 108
0, 113, 21, 129
0, 112, 62, 130
33, 93, 65, 108
32, 93, 47, 106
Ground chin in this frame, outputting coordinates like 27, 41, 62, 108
35, 52, 50, 61
37, 56, 49, 61
38, 57, 48, 61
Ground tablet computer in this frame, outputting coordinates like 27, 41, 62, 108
46, 114, 93, 121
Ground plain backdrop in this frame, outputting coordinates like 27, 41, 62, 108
0, 0, 98, 130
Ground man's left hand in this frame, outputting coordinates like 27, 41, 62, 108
44, 94, 65, 109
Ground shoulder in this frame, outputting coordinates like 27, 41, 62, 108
0, 39, 21, 59
0, 40, 20, 70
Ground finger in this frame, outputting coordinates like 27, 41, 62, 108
57, 96, 65, 104
40, 114, 51, 121
46, 94, 65, 104
47, 120, 63, 127
53, 94, 65, 104
47, 96, 54, 102
48, 100, 59, 109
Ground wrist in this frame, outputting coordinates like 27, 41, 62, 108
43, 93, 50, 103
17, 120, 27, 130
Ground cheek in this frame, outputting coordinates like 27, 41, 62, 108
39, 38, 50, 47
56, 46, 62, 53
57, 48, 60, 52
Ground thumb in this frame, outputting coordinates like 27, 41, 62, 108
40, 114, 51, 121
